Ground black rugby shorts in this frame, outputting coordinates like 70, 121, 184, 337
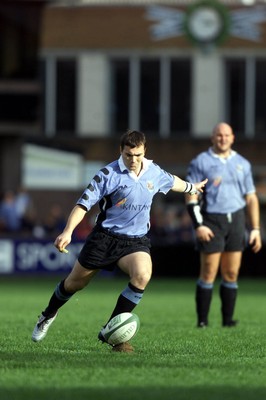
197, 208, 246, 253
78, 226, 151, 271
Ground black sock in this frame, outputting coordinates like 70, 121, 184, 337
106, 283, 144, 324
220, 281, 238, 325
196, 281, 213, 325
43, 280, 74, 317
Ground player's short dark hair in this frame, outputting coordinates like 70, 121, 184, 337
120, 129, 146, 150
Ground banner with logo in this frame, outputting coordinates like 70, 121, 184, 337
0, 239, 83, 274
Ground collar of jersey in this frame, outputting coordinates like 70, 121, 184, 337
118, 156, 153, 173
209, 147, 236, 161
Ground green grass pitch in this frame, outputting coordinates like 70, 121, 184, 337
0, 275, 266, 400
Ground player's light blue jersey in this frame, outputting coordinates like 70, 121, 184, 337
186, 148, 256, 214
77, 156, 174, 236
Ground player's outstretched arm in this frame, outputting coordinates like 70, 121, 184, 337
54, 204, 87, 252
172, 176, 208, 194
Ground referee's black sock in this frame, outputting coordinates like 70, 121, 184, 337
220, 280, 238, 326
43, 280, 74, 317
106, 282, 144, 325
196, 280, 213, 326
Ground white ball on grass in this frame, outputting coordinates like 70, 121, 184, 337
101, 312, 140, 346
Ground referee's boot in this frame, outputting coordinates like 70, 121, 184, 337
222, 319, 239, 327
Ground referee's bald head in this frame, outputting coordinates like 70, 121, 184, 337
212, 122, 234, 136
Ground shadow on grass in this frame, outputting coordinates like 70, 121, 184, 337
1, 386, 266, 400
1, 330, 266, 400
1, 346, 266, 400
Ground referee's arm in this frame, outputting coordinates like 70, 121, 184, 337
185, 192, 214, 242
245, 193, 262, 253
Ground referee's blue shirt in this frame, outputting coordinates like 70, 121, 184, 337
186, 148, 256, 214
77, 156, 174, 237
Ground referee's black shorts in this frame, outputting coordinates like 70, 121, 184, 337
197, 208, 246, 253
78, 225, 151, 271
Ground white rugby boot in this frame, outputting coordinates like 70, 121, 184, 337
32, 312, 58, 342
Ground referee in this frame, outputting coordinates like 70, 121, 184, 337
185, 122, 261, 328
32, 129, 207, 352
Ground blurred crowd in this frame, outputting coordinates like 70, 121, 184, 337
0, 188, 66, 239
149, 202, 194, 245
1, 188, 264, 245
0, 188, 195, 245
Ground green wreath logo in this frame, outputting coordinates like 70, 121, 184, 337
183, 0, 230, 47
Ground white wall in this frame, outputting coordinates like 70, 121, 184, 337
77, 53, 109, 136
192, 51, 223, 137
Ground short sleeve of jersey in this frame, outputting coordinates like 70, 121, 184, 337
241, 159, 256, 195
152, 163, 175, 194
76, 166, 113, 211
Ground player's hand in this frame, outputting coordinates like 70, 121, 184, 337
249, 229, 262, 253
194, 178, 208, 193
196, 225, 214, 242
54, 232, 71, 253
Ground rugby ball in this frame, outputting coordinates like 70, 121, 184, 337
101, 312, 140, 346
